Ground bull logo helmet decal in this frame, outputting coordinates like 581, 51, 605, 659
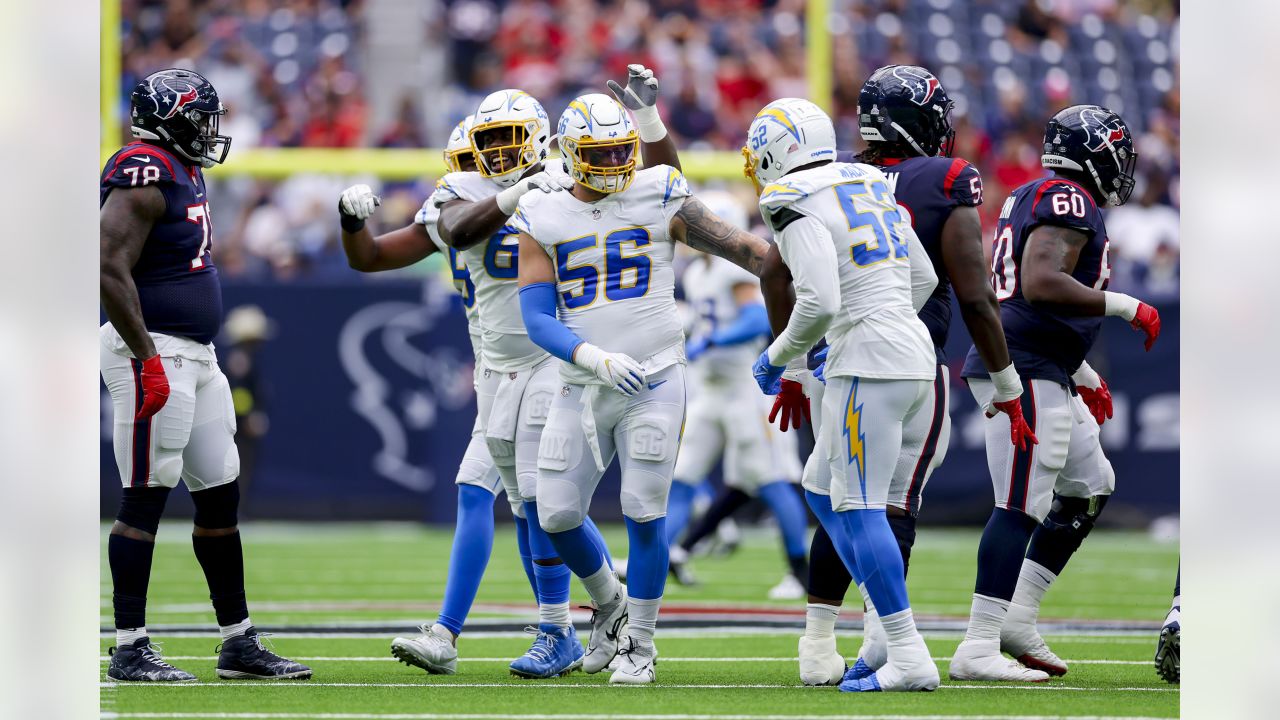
150, 75, 201, 120
891, 66, 942, 106
1079, 107, 1127, 152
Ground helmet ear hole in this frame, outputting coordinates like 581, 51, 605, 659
761, 155, 770, 170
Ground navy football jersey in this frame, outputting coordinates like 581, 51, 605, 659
100, 142, 222, 344
836, 151, 983, 361
960, 176, 1111, 386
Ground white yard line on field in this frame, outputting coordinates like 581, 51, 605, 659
101, 713, 1175, 720
98, 628, 1160, 641
100, 681, 1177, 693
96, 655, 1153, 665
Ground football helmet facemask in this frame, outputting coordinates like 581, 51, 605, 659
469, 89, 551, 187
444, 114, 478, 173
558, 94, 640, 194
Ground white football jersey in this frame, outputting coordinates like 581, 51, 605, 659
429, 172, 548, 372
512, 165, 691, 386
416, 199, 481, 353
759, 162, 934, 380
682, 254, 763, 383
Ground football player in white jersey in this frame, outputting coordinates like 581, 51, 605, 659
747, 98, 941, 692
662, 191, 809, 599
515, 93, 770, 684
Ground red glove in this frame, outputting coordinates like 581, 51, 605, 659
768, 379, 810, 432
991, 398, 1038, 451
1076, 375, 1112, 426
135, 354, 170, 421
1131, 302, 1161, 351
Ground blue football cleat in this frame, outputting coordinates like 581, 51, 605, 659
839, 672, 882, 692
509, 624, 584, 679
842, 657, 875, 683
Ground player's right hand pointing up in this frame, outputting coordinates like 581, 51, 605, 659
135, 354, 170, 421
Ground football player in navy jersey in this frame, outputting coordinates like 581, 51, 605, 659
781, 66, 1039, 687
101, 69, 309, 682
949, 105, 1160, 681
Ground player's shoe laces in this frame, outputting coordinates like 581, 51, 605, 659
768, 574, 805, 600
667, 546, 698, 586
841, 658, 876, 683
216, 628, 312, 680
798, 635, 846, 686
1154, 620, 1179, 684
840, 641, 938, 693
106, 638, 197, 682
609, 634, 657, 684
948, 640, 1049, 682
509, 624, 584, 679
583, 586, 629, 673
391, 622, 457, 675
1000, 602, 1067, 676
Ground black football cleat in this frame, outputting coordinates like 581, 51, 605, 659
1154, 621, 1179, 684
216, 627, 312, 680
106, 637, 197, 682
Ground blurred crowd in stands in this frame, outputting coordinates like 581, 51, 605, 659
117, 0, 1179, 297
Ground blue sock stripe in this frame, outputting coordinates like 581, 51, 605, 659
437, 484, 497, 637
625, 516, 669, 600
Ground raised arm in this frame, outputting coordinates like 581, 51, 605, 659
101, 186, 165, 361
338, 184, 439, 272
608, 64, 681, 172
669, 196, 770, 276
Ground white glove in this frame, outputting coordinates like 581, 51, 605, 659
339, 184, 379, 220
495, 171, 574, 214
607, 64, 667, 142
574, 343, 646, 396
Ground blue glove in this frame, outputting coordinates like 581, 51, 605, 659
809, 345, 828, 384
685, 336, 712, 363
814, 361, 827, 384
752, 348, 785, 395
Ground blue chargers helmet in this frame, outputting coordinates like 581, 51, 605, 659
857, 65, 955, 158
1041, 104, 1137, 206
130, 68, 230, 168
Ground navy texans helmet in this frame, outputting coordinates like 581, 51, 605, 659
857, 65, 955, 158
1041, 104, 1137, 206
130, 68, 231, 168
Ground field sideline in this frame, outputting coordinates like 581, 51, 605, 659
99, 522, 1179, 719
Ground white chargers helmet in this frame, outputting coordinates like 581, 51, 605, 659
443, 114, 477, 173
469, 90, 552, 187
558, 93, 640, 194
742, 98, 837, 193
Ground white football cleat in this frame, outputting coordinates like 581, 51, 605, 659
391, 623, 457, 675
1001, 602, 1067, 676
949, 640, 1050, 682
583, 584, 628, 674
614, 560, 629, 582
798, 635, 846, 686
857, 608, 887, 671
609, 635, 657, 684
768, 574, 806, 600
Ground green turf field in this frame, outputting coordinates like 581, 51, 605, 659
100, 522, 1180, 719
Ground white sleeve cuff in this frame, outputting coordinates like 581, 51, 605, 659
1103, 291, 1139, 321
989, 363, 1022, 404
632, 105, 668, 143
495, 179, 529, 215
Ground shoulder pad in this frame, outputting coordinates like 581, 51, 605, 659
414, 197, 440, 228
1029, 178, 1101, 231
942, 157, 983, 206
758, 178, 813, 209
507, 204, 534, 236
102, 145, 178, 189
431, 171, 493, 207
633, 165, 689, 208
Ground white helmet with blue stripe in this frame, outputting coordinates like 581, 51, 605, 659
469, 89, 552, 188
558, 93, 640, 194
443, 114, 476, 173
742, 98, 837, 192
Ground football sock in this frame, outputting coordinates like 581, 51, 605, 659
805, 603, 840, 639
220, 618, 253, 641
665, 480, 697, 546
838, 508, 910, 616
116, 627, 147, 647
523, 502, 572, 629
973, 507, 1038, 601
1167, 566, 1180, 626
513, 516, 538, 602
542, 520, 607, 580
581, 559, 622, 607
192, 531, 249, 627
1008, 558, 1056, 620
679, 488, 751, 553
886, 510, 917, 577
807, 520, 853, 603
625, 516, 669, 600
759, 481, 809, 560
436, 484, 497, 637
879, 607, 925, 658
582, 515, 613, 570
627, 596, 662, 645
804, 490, 863, 587
962, 593, 1010, 644
1173, 564, 1180, 598
109, 533, 156, 632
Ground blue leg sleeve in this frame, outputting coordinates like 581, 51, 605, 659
523, 502, 570, 607
625, 517, 669, 600
542, 520, 607, 581
805, 490, 862, 585
582, 515, 613, 570
839, 508, 910, 616
665, 481, 697, 546
759, 481, 808, 560
513, 515, 538, 603
436, 485, 497, 636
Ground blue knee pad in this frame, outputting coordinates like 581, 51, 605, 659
665, 481, 697, 546
191, 481, 239, 530
759, 481, 808, 559
437, 484, 497, 636
838, 509, 909, 616
805, 490, 862, 585
625, 516, 668, 600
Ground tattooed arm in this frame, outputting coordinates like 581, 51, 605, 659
668, 196, 770, 276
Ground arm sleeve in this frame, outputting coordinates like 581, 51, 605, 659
905, 224, 938, 312
708, 302, 770, 346
519, 282, 586, 363
765, 216, 840, 366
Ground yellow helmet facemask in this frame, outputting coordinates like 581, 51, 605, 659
444, 147, 477, 174
471, 120, 539, 180
741, 145, 763, 196
563, 133, 639, 194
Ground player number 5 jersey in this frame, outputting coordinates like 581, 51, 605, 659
513, 165, 691, 386
759, 162, 935, 381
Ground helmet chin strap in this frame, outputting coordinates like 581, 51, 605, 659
889, 122, 928, 157
1084, 159, 1119, 206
